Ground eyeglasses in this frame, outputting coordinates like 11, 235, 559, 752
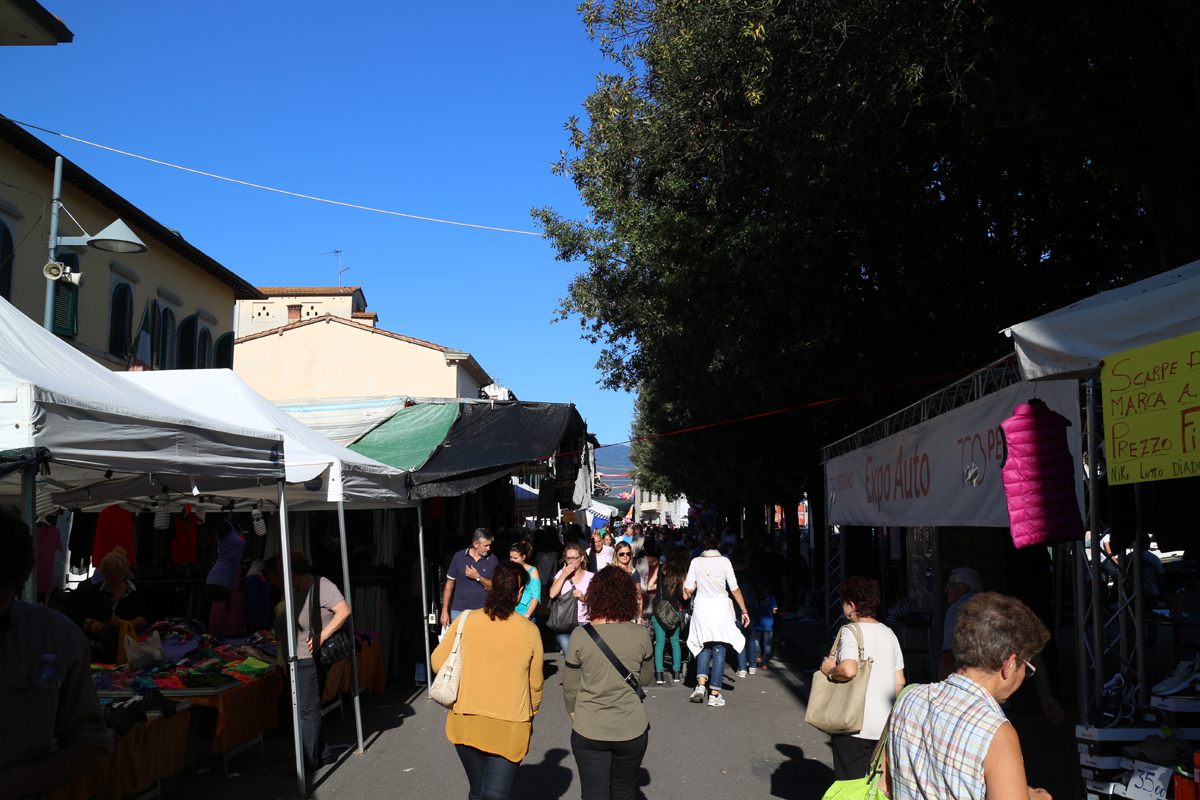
565, 556, 582, 561
617, 552, 632, 558
1023, 659, 1036, 679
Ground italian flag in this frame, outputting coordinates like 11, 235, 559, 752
128, 301, 152, 371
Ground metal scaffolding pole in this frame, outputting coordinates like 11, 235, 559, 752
1087, 377, 1105, 706
418, 505, 433, 696
335, 499, 365, 754
276, 481, 307, 799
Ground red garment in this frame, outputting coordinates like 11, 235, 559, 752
36, 525, 63, 594
1000, 399, 1085, 548
172, 509, 198, 564
92, 505, 135, 568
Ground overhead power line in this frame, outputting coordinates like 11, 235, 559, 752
6, 117, 542, 236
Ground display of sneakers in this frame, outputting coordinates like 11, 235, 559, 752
690, 685, 706, 703
1093, 674, 1130, 728
1122, 734, 1194, 767
1152, 657, 1200, 696
708, 692, 726, 707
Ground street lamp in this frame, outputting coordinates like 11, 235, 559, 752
44, 155, 147, 330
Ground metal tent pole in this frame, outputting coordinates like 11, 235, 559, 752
1133, 484, 1146, 706
277, 480, 307, 800
336, 498, 365, 754
418, 505, 433, 697
1087, 378, 1105, 707
1074, 542, 1089, 725
22, 466, 36, 604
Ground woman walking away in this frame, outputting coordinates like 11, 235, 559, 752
564, 566, 654, 800
819, 576, 905, 781
510, 541, 541, 620
883, 592, 1051, 800
652, 558, 686, 686
433, 561, 544, 800
682, 533, 751, 707
550, 543, 594, 655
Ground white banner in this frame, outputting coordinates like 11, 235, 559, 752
824, 380, 1084, 528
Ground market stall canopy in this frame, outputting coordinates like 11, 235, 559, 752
116, 370, 411, 509
1003, 260, 1200, 380
594, 496, 634, 515
360, 401, 586, 499
351, 403, 460, 472
275, 395, 411, 446
0, 296, 284, 504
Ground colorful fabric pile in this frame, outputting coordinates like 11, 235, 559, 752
92, 624, 280, 693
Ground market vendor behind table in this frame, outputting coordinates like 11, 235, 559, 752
75, 547, 149, 664
0, 508, 112, 800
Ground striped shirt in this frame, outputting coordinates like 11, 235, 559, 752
886, 673, 1007, 800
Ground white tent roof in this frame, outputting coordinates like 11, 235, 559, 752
120, 370, 411, 509
1004, 260, 1200, 380
0, 296, 284, 502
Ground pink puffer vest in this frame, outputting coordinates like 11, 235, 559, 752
1000, 399, 1085, 548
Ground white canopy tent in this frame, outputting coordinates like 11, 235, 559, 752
115, 368, 417, 758
0, 297, 319, 797
1003, 259, 1200, 380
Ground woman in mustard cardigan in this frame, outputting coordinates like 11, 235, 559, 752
433, 560, 544, 799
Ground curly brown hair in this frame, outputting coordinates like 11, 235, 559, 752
838, 576, 881, 619
585, 565, 639, 622
482, 561, 527, 621
953, 592, 1049, 671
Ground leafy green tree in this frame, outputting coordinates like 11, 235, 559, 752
537, 0, 1178, 506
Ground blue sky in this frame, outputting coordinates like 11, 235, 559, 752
4, 1, 636, 444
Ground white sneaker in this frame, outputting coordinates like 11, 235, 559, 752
1153, 658, 1200, 696
748, 667, 756, 675
736, 669, 748, 678
689, 685, 706, 703
708, 692, 726, 707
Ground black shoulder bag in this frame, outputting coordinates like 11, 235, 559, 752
310, 576, 354, 667
582, 624, 645, 702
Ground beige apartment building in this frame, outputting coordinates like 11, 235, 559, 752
233, 287, 492, 402
0, 117, 260, 370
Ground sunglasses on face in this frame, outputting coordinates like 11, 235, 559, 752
617, 552, 631, 558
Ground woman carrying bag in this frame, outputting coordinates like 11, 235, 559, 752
432, 561, 544, 800
549, 542, 593, 655
816, 577, 905, 782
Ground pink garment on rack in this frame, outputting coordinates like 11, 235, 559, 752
207, 565, 246, 637
1000, 399, 1085, 548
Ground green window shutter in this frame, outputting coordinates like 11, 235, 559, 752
51, 281, 77, 336
0, 221, 13, 302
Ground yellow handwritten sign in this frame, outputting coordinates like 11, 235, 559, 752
1102, 330, 1200, 484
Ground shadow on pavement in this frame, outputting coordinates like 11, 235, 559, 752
770, 744, 835, 800
513, 747, 574, 799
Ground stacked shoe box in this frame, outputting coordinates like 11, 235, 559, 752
1078, 726, 1200, 798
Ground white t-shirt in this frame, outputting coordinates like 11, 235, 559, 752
683, 553, 740, 599
837, 622, 904, 740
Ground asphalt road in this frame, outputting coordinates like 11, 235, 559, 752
168, 649, 835, 800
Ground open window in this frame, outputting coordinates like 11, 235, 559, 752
108, 282, 133, 358
196, 326, 213, 369
214, 332, 234, 369
177, 314, 197, 369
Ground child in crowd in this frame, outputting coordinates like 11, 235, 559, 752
756, 590, 777, 670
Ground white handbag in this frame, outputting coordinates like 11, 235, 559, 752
429, 609, 471, 708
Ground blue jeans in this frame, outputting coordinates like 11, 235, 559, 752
556, 624, 578, 655
455, 744, 520, 800
736, 618, 757, 672
756, 629, 772, 665
696, 643, 726, 690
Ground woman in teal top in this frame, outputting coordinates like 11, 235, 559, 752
510, 541, 541, 619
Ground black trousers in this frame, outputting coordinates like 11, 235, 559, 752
297, 658, 332, 774
830, 734, 876, 781
571, 728, 649, 800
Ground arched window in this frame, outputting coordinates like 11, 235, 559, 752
214, 332, 234, 369
108, 283, 133, 357
158, 307, 176, 369
0, 220, 13, 302
196, 327, 213, 369
177, 314, 197, 369
51, 253, 79, 337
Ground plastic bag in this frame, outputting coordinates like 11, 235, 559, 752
124, 631, 166, 669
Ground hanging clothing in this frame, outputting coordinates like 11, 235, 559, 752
244, 573, 273, 632
206, 520, 245, 591
209, 566, 246, 637
36, 525, 63, 595
92, 506, 135, 569
1000, 399, 1085, 548
172, 508, 198, 564
68, 512, 99, 571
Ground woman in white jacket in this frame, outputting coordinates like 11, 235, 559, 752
683, 532, 751, 707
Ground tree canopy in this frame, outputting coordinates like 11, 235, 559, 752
536, 0, 1192, 505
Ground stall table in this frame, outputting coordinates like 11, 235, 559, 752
53, 709, 190, 800
322, 639, 386, 704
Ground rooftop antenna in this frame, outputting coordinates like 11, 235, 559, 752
321, 250, 347, 286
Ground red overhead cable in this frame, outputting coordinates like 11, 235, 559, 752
543, 365, 981, 461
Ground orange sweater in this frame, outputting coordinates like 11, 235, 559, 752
432, 610, 544, 760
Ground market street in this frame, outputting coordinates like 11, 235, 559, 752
172, 652, 833, 800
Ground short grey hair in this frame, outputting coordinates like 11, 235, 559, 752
951, 567, 983, 594
472, 528, 493, 544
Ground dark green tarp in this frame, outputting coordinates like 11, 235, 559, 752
349, 403, 459, 472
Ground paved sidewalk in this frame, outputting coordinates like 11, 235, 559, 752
166, 652, 833, 800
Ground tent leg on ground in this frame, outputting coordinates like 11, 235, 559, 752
277, 480, 307, 800
22, 465, 35, 605
335, 499, 365, 755
418, 505, 432, 697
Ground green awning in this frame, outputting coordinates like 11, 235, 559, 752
594, 495, 633, 515
349, 403, 459, 472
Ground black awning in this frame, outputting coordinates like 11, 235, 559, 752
408, 401, 586, 499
